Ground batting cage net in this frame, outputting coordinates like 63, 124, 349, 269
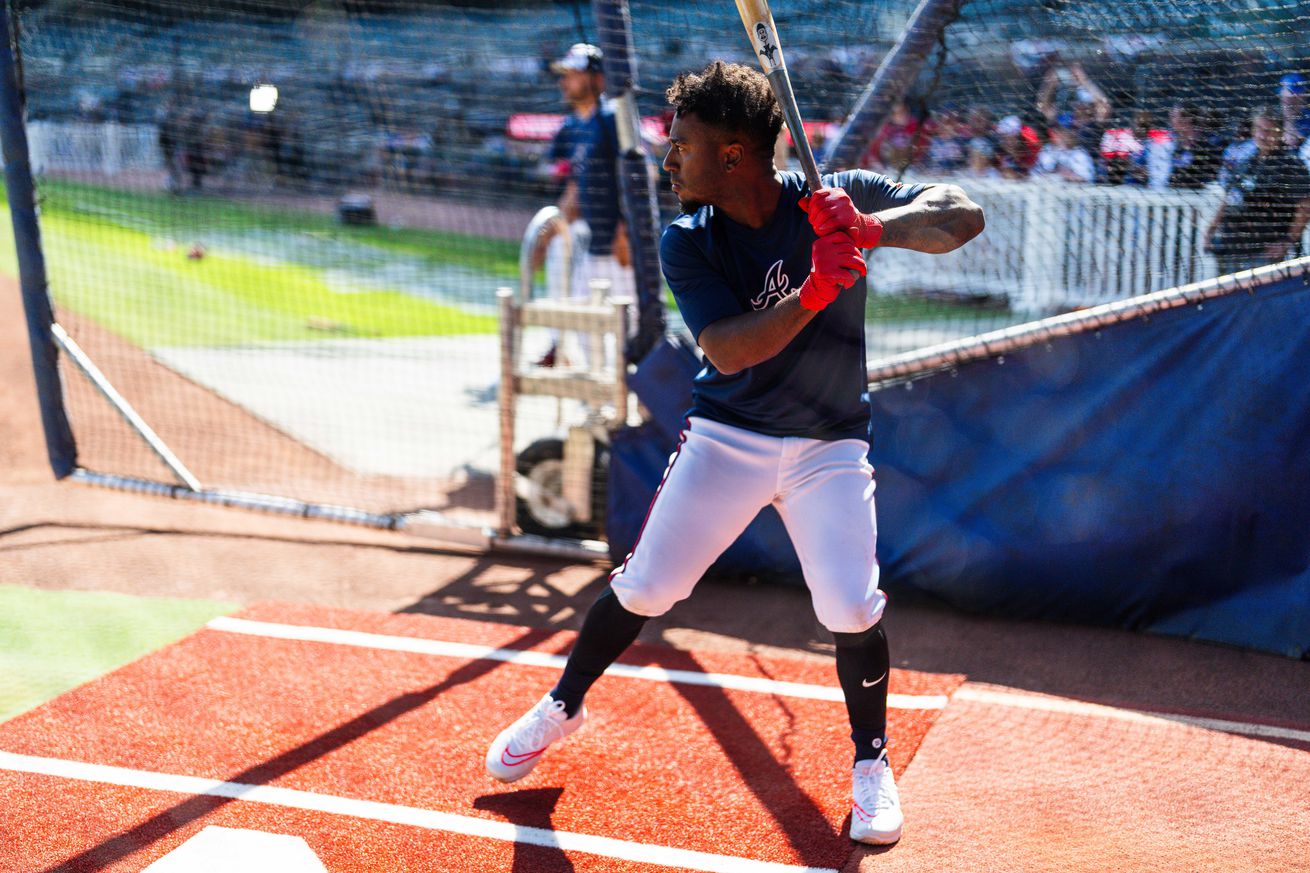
4, 0, 1308, 540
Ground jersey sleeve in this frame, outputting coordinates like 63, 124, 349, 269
660, 223, 743, 342
826, 169, 925, 215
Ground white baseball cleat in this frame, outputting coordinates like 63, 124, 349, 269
850, 754, 903, 845
485, 694, 586, 783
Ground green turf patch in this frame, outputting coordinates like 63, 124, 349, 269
0, 584, 236, 723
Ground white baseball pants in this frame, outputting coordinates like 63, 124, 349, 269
543, 227, 634, 370
610, 416, 885, 634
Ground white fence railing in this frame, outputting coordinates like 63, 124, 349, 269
870, 177, 1240, 312
27, 121, 163, 176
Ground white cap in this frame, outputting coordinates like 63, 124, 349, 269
996, 115, 1023, 136
551, 43, 603, 74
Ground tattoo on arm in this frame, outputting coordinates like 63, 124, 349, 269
876, 184, 985, 254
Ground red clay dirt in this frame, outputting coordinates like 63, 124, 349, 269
0, 605, 962, 871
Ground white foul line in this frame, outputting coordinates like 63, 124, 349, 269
205, 618, 1305, 743
953, 687, 1310, 744
0, 751, 837, 873
205, 616, 949, 711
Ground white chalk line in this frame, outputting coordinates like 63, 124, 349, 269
0, 751, 837, 873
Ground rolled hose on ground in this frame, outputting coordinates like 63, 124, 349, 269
515, 436, 609, 540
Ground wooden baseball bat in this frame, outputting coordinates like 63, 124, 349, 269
735, 0, 860, 285
734, 0, 823, 192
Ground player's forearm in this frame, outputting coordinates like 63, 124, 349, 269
875, 184, 985, 254
1071, 65, 1112, 119
558, 181, 581, 223
697, 295, 817, 375
1036, 72, 1058, 120
613, 220, 631, 267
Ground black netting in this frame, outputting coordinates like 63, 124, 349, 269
5, 0, 1307, 528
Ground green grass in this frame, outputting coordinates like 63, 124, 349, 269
0, 584, 235, 723
0, 179, 516, 347
866, 290, 1011, 323
42, 179, 521, 279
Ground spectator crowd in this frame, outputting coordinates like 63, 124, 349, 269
859, 63, 1310, 193
853, 61, 1310, 269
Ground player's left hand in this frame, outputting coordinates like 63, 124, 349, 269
798, 187, 884, 249
799, 232, 867, 311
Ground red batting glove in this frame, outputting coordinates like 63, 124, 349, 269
799, 232, 867, 311
798, 187, 885, 248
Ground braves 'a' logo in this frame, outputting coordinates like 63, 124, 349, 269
750, 259, 790, 310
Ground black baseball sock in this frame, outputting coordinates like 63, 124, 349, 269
833, 622, 890, 765
550, 585, 648, 717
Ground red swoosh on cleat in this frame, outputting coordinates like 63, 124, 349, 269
501, 747, 546, 766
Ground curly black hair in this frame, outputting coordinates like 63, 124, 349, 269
665, 60, 783, 160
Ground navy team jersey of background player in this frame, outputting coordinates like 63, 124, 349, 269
661, 170, 924, 442
548, 100, 623, 257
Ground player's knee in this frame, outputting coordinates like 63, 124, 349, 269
831, 620, 886, 649
814, 588, 887, 637
608, 576, 679, 618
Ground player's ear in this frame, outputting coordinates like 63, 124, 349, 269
722, 141, 744, 173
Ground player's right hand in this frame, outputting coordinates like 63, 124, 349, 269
799, 187, 885, 249
799, 232, 867, 311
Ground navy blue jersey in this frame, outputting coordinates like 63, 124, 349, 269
550, 102, 623, 256
661, 170, 924, 441
548, 112, 587, 166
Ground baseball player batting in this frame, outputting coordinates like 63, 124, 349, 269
487, 60, 984, 846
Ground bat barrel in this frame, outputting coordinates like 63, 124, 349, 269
739, 0, 858, 286
767, 69, 822, 192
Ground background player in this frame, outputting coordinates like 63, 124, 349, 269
487, 60, 983, 846
536, 43, 634, 368
1206, 105, 1310, 274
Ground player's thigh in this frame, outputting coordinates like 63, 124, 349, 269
592, 255, 636, 300
611, 419, 778, 616
573, 253, 607, 302
583, 256, 636, 362
568, 224, 596, 300
543, 233, 570, 300
775, 438, 885, 633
